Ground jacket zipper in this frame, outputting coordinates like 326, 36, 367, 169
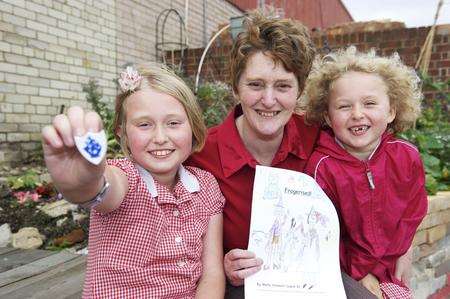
365, 161, 379, 251
365, 163, 375, 190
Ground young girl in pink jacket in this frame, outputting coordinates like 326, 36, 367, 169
303, 47, 427, 299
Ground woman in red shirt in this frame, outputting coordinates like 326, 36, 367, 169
187, 10, 319, 296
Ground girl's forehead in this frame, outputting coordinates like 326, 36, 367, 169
125, 89, 186, 117
331, 71, 387, 90
337, 71, 384, 83
127, 88, 179, 105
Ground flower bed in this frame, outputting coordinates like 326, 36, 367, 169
0, 165, 89, 251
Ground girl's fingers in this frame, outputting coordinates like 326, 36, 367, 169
52, 114, 74, 147
67, 106, 86, 137
84, 111, 103, 132
42, 125, 63, 149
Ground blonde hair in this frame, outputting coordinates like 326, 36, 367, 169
230, 10, 316, 95
113, 63, 206, 157
302, 47, 422, 133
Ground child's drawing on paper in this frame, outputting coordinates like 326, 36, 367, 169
246, 166, 346, 299
299, 206, 331, 289
263, 172, 281, 200
283, 215, 306, 272
255, 202, 332, 281
264, 199, 288, 270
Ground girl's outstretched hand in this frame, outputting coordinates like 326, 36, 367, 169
42, 106, 106, 201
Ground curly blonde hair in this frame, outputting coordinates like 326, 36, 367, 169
230, 10, 316, 95
113, 63, 206, 157
302, 47, 422, 133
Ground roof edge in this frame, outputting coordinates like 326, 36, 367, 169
224, 0, 245, 13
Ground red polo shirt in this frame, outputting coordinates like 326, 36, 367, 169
187, 105, 319, 252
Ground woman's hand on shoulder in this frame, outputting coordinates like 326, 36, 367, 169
224, 249, 263, 286
359, 273, 382, 299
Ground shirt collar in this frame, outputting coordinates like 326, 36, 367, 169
217, 105, 307, 177
136, 164, 200, 198
273, 113, 307, 164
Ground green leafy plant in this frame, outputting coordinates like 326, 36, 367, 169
398, 75, 449, 194
46, 239, 73, 251
82, 79, 121, 156
7, 170, 41, 190
196, 81, 234, 127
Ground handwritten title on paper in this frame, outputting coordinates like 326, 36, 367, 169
284, 187, 312, 197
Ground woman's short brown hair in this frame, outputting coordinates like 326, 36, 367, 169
230, 10, 316, 95
113, 63, 206, 157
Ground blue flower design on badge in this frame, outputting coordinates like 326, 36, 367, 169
74, 130, 107, 165
84, 136, 102, 158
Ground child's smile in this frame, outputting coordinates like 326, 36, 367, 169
149, 149, 174, 157
124, 87, 193, 188
325, 71, 396, 160
349, 125, 370, 135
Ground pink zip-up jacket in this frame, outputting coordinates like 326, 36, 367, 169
306, 129, 427, 286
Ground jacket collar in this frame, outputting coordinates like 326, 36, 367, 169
217, 105, 307, 177
318, 129, 394, 162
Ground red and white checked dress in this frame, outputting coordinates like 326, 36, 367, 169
82, 158, 225, 298
380, 282, 413, 299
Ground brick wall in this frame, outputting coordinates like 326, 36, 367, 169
312, 25, 450, 102
0, 0, 242, 166
0, 0, 119, 164
411, 192, 450, 298
175, 24, 450, 100
115, 0, 241, 67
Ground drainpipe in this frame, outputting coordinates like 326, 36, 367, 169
184, 0, 189, 46
195, 24, 231, 93
202, 0, 207, 46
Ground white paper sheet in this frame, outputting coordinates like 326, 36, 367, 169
245, 166, 346, 299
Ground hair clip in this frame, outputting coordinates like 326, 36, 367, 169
118, 66, 142, 93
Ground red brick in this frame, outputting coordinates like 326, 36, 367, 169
431, 52, 442, 60
434, 35, 442, 44
437, 45, 450, 52
429, 69, 439, 76
437, 60, 450, 68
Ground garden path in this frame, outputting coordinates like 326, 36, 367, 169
0, 247, 86, 298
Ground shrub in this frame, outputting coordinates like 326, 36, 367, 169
196, 81, 234, 127
82, 79, 121, 156
398, 75, 449, 194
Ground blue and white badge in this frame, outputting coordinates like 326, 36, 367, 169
74, 130, 107, 165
